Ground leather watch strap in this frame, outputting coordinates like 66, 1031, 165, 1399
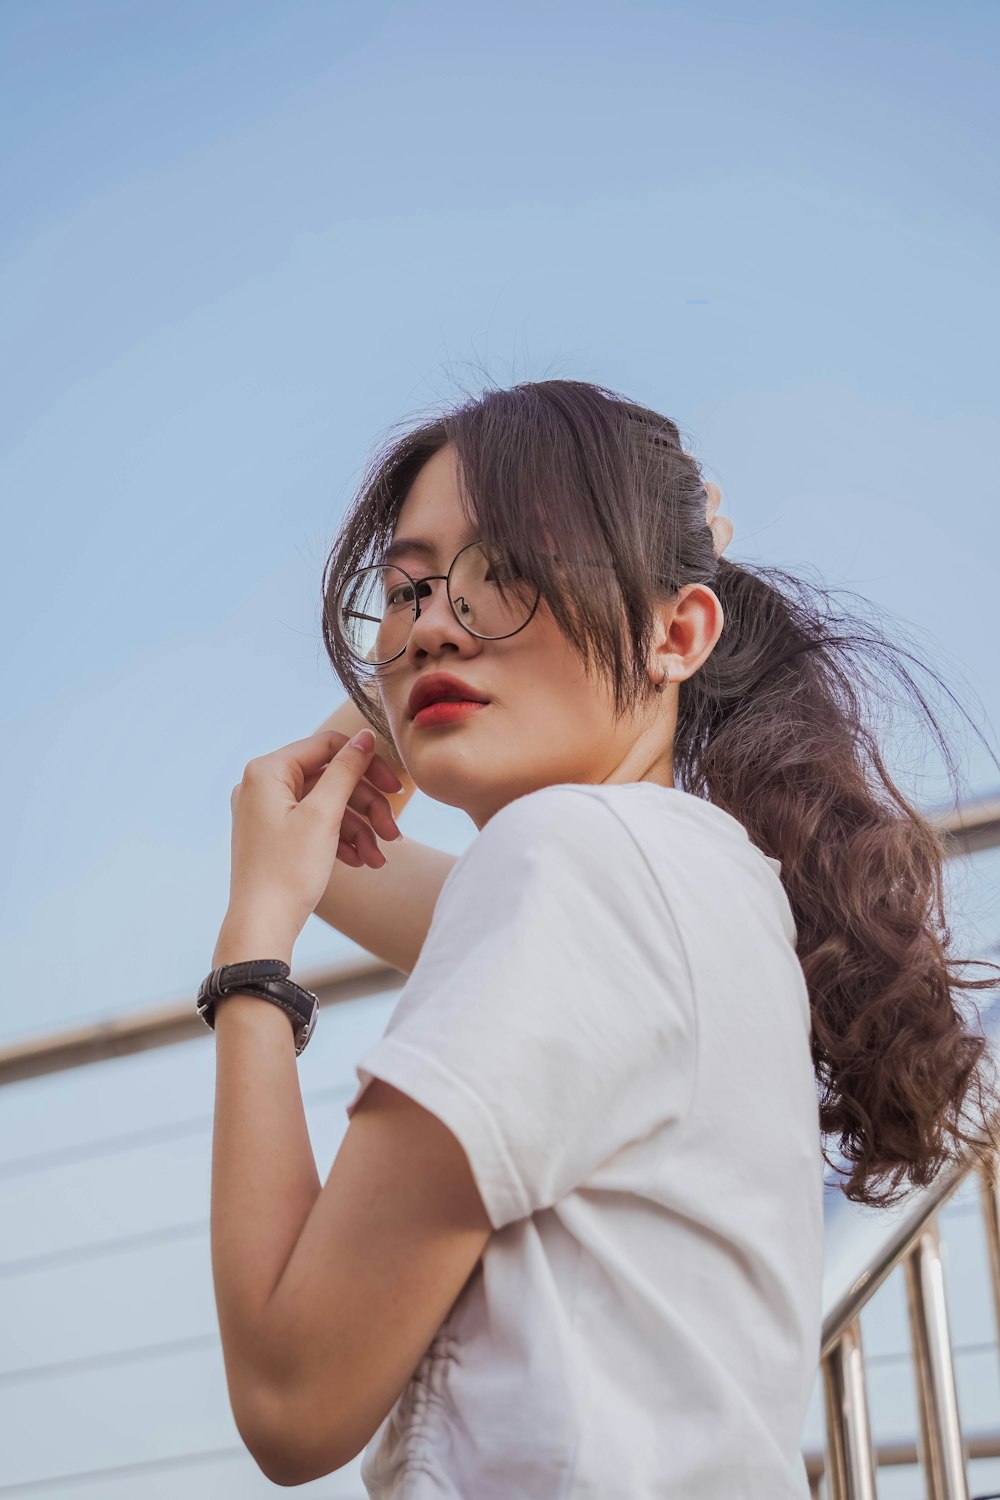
196, 962, 320, 1057
201, 959, 290, 1000
215, 981, 308, 1032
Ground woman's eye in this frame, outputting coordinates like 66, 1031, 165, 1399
386, 579, 431, 607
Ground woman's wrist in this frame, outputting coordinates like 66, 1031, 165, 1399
213, 907, 298, 970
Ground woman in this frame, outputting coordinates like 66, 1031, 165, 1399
207, 379, 999, 1497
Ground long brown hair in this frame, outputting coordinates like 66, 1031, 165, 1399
322, 377, 1000, 1208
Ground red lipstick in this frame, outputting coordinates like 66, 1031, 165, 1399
412, 701, 489, 729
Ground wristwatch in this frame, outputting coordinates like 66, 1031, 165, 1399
196, 959, 319, 1057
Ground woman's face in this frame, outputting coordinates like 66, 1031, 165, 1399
375, 442, 722, 829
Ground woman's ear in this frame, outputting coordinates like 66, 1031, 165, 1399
652, 584, 725, 684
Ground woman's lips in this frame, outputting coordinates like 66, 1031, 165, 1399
412, 700, 490, 728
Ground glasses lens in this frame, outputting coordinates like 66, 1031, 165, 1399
335, 544, 539, 664
336, 564, 416, 665
449, 543, 539, 639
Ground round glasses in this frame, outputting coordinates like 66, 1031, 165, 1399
333, 540, 543, 666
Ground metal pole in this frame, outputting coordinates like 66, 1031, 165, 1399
904, 1221, 969, 1500
821, 1317, 879, 1500
980, 1158, 1000, 1385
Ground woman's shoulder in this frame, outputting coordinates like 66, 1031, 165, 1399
485, 781, 778, 869
465, 782, 649, 875
446, 782, 787, 927
471, 782, 793, 940
439, 783, 670, 921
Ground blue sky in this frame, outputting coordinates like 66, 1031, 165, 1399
2, 0, 999, 1038
3, 4, 1000, 1495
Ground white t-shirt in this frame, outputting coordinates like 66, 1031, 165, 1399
345, 781, 825, 1499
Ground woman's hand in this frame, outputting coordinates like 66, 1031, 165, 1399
222, 729, 404, 949
705, 481, 734, 558
684, 450, 734, 557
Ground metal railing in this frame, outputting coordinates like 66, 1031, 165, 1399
0, 949, 401, 1085
807, 1144, 1000, 1499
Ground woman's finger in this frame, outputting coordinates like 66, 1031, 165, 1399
338, 805, 388, 868
299, 760, 402, 842
365, 751, 405, 796
342, 754, 402, 799
256, 730, 404, 796
346, 778, 402, 843
710, 515, 734, 556
300, 733, 389, 870
703, 481, 734, 556
336, 836, 365, 868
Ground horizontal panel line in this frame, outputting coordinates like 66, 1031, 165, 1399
0, 1080, 354, 1179
0, 1332, 218, 1385
0, 1442, 257, 1495
0, 1218, 209, 1277
1, 1325, 996, 1391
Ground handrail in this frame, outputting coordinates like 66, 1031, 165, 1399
812, 1133, 1000, 1499
2, 790, 996, 1086
821, 1144, 986, 1364
936, 793, 1000, 857
805, 1430, 1000, 1494
0, 951, 403, 1085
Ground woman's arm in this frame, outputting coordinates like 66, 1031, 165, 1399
310, 694, 457, 975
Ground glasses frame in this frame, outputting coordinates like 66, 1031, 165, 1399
335, 539, 545, 666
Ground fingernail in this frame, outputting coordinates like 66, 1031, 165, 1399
350, 730, 375, 752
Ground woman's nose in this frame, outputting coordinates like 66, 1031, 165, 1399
408, 576, 467, 649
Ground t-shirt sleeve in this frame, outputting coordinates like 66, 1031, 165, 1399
345, 784, 696, 1230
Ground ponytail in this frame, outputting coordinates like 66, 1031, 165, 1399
675, 558, 1000, 1207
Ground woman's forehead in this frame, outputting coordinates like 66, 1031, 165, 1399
391, 440, 555, 560
391, 450, 479, 561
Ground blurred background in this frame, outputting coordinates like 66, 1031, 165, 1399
1, 1, 999, 1495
